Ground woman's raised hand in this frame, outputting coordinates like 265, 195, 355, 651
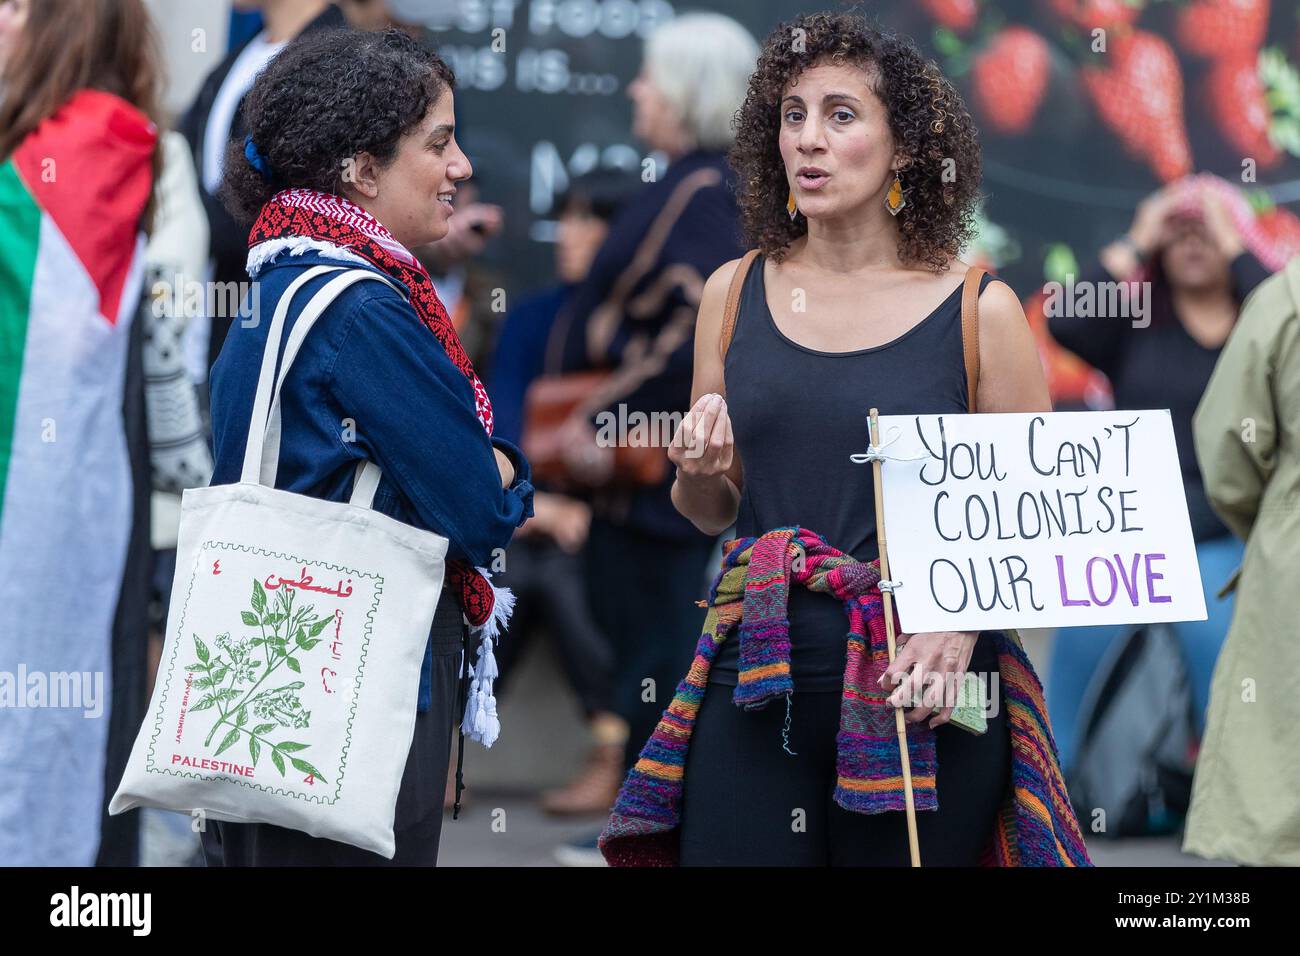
1199, 185, 1245, 259
1127, 185, 1178, 258
669, 393, 733, 480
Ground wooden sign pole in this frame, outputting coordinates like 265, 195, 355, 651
869, 407, 921, 867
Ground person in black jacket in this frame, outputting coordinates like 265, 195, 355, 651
1045, 175, 1275, 778
178, 1, 345, 372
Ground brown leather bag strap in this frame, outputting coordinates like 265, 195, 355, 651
961, 266, 985, 412
720, 249, 760, 361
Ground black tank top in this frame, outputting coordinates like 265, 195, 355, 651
712, 253, 995, 690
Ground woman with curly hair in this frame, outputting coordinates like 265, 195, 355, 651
599, 12, 1089, 867
203, 28, 534, 866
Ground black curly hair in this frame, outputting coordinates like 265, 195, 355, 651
221, 28, 455, 225
730, 11, 981, 272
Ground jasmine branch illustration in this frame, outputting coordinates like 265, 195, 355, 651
184, 579, 334, 781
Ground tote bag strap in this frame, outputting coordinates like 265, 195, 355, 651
261, 268, 403, 488
240, 264, 338, 484
240, 266, 401, 508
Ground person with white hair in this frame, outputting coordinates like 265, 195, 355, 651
544, 12, 759, 866
626, 12, 763, 157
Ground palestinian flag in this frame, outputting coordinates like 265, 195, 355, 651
0, 90, 155, 865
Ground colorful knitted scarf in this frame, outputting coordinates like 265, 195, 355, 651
599, 527, 1093, 867
246, 189, 511, 744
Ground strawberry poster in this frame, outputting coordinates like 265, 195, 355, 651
913, 0, 1300, 406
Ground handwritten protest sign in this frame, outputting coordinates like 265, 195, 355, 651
875, 410, 1207, 633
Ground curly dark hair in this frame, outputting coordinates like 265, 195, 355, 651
221, 28, 455, 224
730, 11, 981, 272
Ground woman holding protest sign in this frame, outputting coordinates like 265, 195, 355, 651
598, 12, 1088, 867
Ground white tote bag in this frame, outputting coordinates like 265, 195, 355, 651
111, 265, 450, 859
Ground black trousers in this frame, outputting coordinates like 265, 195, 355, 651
200, 600, 463, 867
584, 518, 715, 772
491, 535, 614, 717
679, 635, 1011, 866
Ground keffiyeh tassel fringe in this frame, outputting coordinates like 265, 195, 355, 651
461, 571, 514, 747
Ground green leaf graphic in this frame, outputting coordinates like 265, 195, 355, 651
290, 757, 326, 783
215, 727, 241, 756
196, 573, 337, 766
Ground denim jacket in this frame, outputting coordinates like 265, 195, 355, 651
209, 250, 535, 711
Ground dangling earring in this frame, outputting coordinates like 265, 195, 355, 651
885, 173, 906, 216
787, 188, 798, 220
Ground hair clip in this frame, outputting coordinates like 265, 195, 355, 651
243, 134, 274, 184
